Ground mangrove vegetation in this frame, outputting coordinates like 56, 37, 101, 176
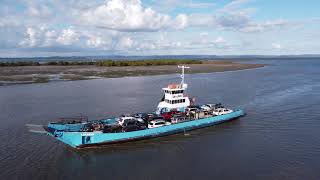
0, 59, 202, 67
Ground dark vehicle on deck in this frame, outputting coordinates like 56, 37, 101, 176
103, 124, 123, 133
122, 120, 147, 132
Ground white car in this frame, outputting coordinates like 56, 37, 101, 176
201, 103, 223, 111
200, 104, 215, 111
212, 108, 233, 116
117, 116, 144, 126
148, 120, 171, 129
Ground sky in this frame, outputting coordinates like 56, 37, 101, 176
0, 0, 319, 57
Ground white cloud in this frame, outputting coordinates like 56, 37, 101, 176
56, 28, 80, 45
0, 16, 21, 27
43, 30, 57, 46
187, 0, 254, 31
17, 24, 135, 52
118, 36, 134, 49
215, 12, 250, 29
194, 33, 227, 48
19, 26, 80, 48
79, 0, 189, 32
241, 19, 290, 33
19, 27, 38, 47
28, 4, 51, 17
214, 36, 225, 44
223, 0, 252, 10
80, 0, 172, 32
272, 43, 283, 49
151, 0, 215, 13
187, 1, 292, 34
184, 2, 215, 9
174, 14, 188, 30
188, 14, 215, 27
86, 36, 107, 48
0, 0, 318, 56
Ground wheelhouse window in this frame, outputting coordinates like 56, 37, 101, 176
167, 99, 184, 104
165, 98, 186, 104
170, 90, 184, 94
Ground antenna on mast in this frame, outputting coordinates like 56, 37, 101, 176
178, 65, 190, 85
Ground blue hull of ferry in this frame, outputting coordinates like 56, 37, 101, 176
48, 109, 245, 148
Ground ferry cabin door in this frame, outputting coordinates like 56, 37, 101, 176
82, 136, 91, 144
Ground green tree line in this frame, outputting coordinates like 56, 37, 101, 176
0, 59, 202, 67
95, 59, 202, 66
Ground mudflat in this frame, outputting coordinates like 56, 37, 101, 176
0, 61, 264, 85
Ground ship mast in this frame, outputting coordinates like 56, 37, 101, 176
178, 65, 190, 85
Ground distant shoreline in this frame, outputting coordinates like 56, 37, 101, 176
0, 59, 202, 67
0, 60, 264, 85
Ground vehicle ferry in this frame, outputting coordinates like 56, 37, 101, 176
28, 66, 245, 149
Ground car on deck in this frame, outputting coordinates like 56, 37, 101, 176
212, 108, 233, 116
148, 120, 171, 129
161, 110, 183, 120
122, 120, 147, 132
